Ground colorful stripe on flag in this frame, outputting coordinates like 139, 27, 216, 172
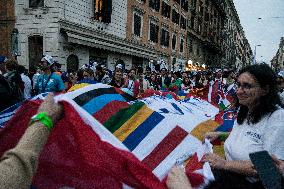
104, 101, 165, 151
93, 101, 130, 124
142, 126, 188, 170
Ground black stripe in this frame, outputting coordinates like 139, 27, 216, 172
74, 88, 118, 106
121, 93, 136, 102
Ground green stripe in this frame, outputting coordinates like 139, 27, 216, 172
104, 101, 145, 133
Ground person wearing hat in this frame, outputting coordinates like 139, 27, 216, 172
34, 55, 65, 94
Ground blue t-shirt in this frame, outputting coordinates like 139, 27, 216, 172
36, 73, 65, 93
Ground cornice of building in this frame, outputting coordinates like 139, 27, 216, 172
59, 19, 157, 59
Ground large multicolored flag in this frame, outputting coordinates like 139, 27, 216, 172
0, 84, 222, 188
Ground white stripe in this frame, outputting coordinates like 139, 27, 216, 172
55, 95, 128, 151
153, 135, 202, 179
0, 111, 15, 119
132, 118, 177, 161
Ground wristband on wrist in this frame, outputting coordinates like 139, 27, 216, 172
30, 112, 54, 130
219, 132, 229, 141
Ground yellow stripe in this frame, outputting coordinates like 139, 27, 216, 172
190, 120, 219, 141
114, 105, 153, 141
68, 83, 90, 92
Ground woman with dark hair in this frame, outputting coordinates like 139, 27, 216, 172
199, 64, 284, 188
166, 64, 284, 189
109, 70, 124, 88
148, 73, 160, 91
181, 76, 191, 92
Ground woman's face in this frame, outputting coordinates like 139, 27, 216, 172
185, 77, 190, 83
115, 71, 123, 81
236, 72, 266, 108
150, 74, 156, 81
83, 71, 92, 79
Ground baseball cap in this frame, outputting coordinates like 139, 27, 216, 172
41, 55, 54, 65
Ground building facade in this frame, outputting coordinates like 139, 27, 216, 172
14, 0, 157, 71
126, 0, 190, 71
271, 37, 284, 71
185, 0, 252, 70
186, 0, 227, 70
221, 0, 252, 70
0, 0, 16, 58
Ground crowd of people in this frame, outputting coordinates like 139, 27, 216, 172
1, 55, 284, 188
0, 54, 245, 111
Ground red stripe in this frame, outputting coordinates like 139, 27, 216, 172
93, 101, 129, 124
142, 126, 188, 170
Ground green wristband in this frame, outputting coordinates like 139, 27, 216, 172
30, 112, 54, 130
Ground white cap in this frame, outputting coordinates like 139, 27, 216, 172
41, 55, 54, 65
215, 69, 222, 73
278, 71, 284, 78
116, 64, 123, 70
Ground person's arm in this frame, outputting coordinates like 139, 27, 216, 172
271, 155, 284, 178
57, 75, 66, 92
166, 166, 192, 189
202, 153, 257, 176
0, 93, 62, 189
204, 131, 229, 142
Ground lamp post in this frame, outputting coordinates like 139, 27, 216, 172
253, 44, 261, 64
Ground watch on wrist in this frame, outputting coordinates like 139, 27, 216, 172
30, 112, 54, 130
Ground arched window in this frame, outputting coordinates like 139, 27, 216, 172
28, 35, 43, 71
67, 54, 79, 73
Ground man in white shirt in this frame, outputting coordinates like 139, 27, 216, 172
18, 65, 31, 99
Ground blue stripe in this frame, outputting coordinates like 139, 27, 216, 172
82, 94, 127, 114
123, 111, 164, 151
0, 103, 21, 115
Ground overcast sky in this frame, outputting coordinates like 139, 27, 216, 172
233, 0, 284, 63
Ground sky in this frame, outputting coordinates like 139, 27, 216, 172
233, 0, 284, 64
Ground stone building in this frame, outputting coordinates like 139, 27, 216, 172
185, 0, 252, 70
186, 0, 226, 69
14, 0, 156, 71
0, 0, 16, 58
271, 37, 284, 71
126, 0, 189, 71
221, 0, 252, 70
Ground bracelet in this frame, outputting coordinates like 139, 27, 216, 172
30, 112, 54, 130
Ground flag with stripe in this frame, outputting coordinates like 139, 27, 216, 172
0, 84, 221, 188
0, 92, 49, 129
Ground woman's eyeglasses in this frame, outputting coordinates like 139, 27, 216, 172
236, 82, 259, 91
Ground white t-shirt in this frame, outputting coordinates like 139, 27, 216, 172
21, 73, 32, 99
224, 108, 284, 161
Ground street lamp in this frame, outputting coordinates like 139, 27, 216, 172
253, 44, 261, 64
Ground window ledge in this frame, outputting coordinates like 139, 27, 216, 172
23, 6, 49, 14
132, 35, 142, 40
